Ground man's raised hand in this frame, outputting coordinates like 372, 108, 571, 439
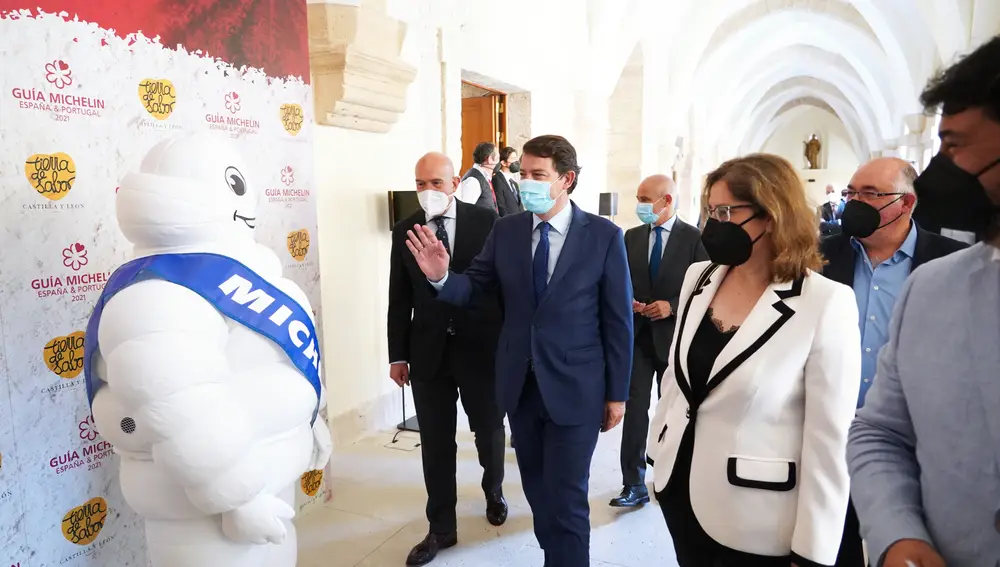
405, 224, 449, 282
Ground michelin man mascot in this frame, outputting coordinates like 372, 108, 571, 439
83, 132, 333, 567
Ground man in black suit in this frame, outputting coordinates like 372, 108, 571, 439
821, 157, 967, 567
388, 152, 507, 566
611, 174, 708, 508
492, 146, 522, 217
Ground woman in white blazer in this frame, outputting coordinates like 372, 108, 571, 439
646, 154, 861, 567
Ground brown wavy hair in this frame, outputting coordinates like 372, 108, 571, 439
703, 153, 824, 282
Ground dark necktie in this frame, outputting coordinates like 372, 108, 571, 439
649, 226, 664, 281
533, 222, 551, 303
432, 216, 450, 255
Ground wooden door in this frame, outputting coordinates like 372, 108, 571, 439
461, 94, 500, 174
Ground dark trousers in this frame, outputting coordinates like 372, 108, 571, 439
620, 337, 668, 486
509, 373, 600, 567
410, 350, 505, 535
835, 498, 866, 566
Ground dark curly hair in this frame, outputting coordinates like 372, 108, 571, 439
522, 135, 582, 193
920, 35, 1000, 120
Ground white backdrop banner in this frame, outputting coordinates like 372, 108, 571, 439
0, 4, 327, 566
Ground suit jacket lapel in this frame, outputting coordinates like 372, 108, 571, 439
911, 226, 932, 271
629, 225, 652, 297
704, 277, 803, 397
653, 221, 684, 291
452, 204, 471, 266
675, 264, 726, 400
540, 204, 589, 306
825, 238, 856, 287
515, 212, 536, 307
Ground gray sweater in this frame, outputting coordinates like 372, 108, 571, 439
848, 242, 1000, 566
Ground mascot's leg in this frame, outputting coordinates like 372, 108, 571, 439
262, 485, 298, 567
145, 517, 269, 567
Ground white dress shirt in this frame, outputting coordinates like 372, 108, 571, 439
648, 214, 677, 262
457, 164, 495, 204
431, 201, 574, 288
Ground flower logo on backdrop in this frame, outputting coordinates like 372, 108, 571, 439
62, 243, 88, 271
280, 103, 304, 136
300, 470, 324, 497
287, 229, 310, 262
267, 166, 310, 205
24, 152, 76, 201
207, 92, 259, 136
9, 61, 104, 122
44, 60, 73, 89
31, 246, 111, 301
43, 331, 85, 380
78, 416, 99, 442
138, 78, 177, 120
225, 91, 242, 114
61, 497, 108, 546
50, 414, 114, 476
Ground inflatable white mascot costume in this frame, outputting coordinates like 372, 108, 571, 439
83, 132, 332, 567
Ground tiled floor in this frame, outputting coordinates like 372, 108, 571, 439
297, 413, 679, 567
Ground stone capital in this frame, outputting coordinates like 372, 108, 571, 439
308, 0, 417, 133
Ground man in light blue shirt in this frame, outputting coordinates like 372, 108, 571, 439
820, 157, 967, 566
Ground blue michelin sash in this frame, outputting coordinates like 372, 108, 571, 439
83, 253, 322, 424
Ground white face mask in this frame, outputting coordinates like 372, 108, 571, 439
417, 189, 451, 217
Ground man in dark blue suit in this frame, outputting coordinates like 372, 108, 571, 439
405, 135, 633, 567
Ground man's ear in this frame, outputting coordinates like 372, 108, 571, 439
450, 176, 461, 193
902, 192, 917, 212
562, 171, 577, 192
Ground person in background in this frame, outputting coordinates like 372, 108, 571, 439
405, 135, 633, 567
847, 34, 1000, 567
493, 146, 522, 217
611, 174, 707, 508
647, 153, 860, 567
821, 157, 966, 567
820, 184, 845, 237
458, 142, 500, 212
388, 152, 507, 566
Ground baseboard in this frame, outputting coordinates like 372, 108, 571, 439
327, 387, 406, 446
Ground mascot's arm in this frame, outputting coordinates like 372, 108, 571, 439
100, 280, 261, 513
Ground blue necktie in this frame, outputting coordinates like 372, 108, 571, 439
533, 222, 551, 303
649, 226, 664, 281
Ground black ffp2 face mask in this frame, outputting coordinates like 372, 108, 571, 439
700, 215, 762, 267
508, 161, 521, 174
841, 197, 905, 239
913, 153, 1000, 234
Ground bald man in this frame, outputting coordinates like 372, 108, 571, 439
387, 152, 507, 566
819, 157, 967, 567
611, 174, 708, 508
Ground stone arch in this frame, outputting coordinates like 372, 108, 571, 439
740, 88, 869, 163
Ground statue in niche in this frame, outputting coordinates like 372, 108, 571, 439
804, 134, 822, 169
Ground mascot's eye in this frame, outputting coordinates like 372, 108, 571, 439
225, 166, 247, 196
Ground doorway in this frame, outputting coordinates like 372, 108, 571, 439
460, 81, 506, 174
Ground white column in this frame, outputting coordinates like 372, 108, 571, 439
573, 90, 611, 214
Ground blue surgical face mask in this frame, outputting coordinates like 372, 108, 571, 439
520, 179, 564, 215
636, 197, 665, 224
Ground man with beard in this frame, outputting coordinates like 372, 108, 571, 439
847, 35, 1000, 567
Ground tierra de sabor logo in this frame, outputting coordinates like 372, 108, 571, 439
61, 496, 108, 546
300, 470, 323, 497
280, 103, 304, 136
44, 331, 85, 379
287, 229, 310, 262
138, 78, 177, 120
24, 152, 76, 201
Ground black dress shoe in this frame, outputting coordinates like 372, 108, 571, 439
405, 532, 457, 566
609, 485, 650, 507
486, 491, 508, 526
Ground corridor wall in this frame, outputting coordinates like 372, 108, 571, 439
0, 3, 328, 566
